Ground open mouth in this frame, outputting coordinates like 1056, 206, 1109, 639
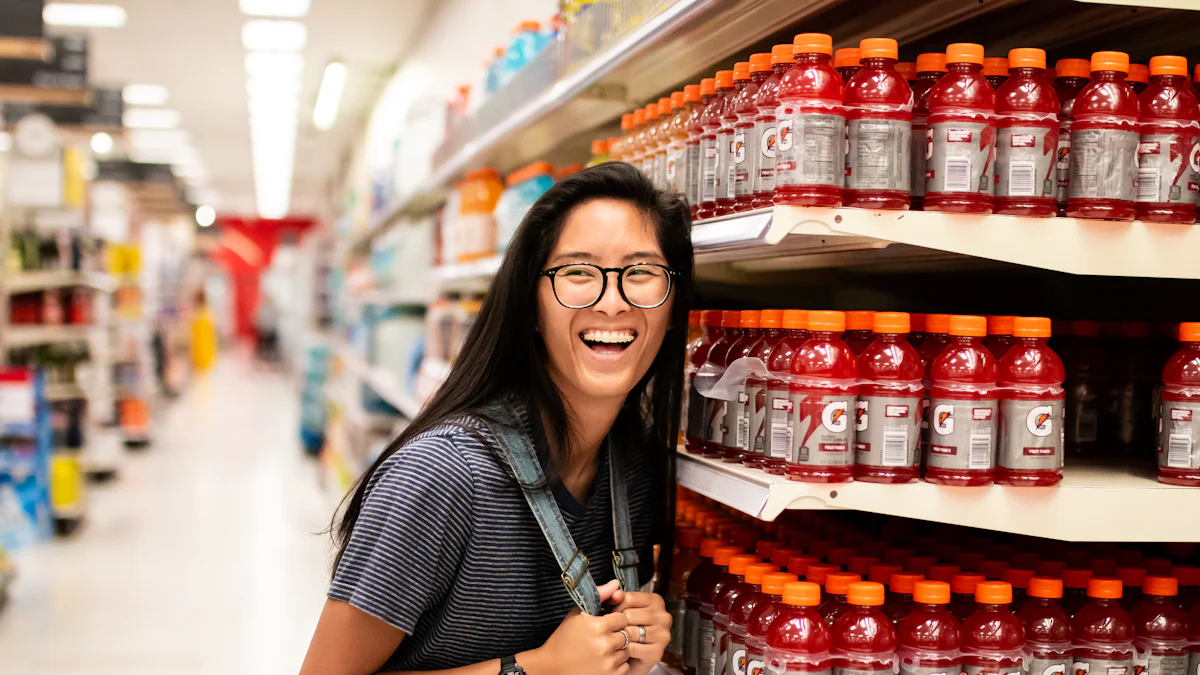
580, 329, 638, 355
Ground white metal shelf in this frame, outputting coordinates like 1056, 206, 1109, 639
2, 324, 95, 349
45, 382, 86, 401
432, 255, 503, 292
677, 449, 1197, 542
3, 270, 116, 295
345, 287, 430, 308
336, 344, 424, 419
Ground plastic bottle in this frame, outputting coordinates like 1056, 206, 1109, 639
1157, 322, 1200, 486
629, 107, 648, 172
928, 564, 963, 584
851, 556, 883, 578
668, 528, 706, 668
1054, 58, 1093, 213
762, 310, 811, 474
950, 573, 987, 621
925, 43, 997, 214
1061, 320, 1108, 459
926, 315, 1000, 486
774, 33, 846, 208
845, 38, 913, 210
1135, 56, 1200, 224
686, 310, 724, 454
906, 557, 938, 576
821, 572, 864, 625
1187, 601, 1200, 675
716, 62, 753, 217
726, 562, 780, 675
911, 54, 949, 210
702, 310, 742, 458
832, 582, 899, 675
984, 57, 1011, 89
835, 48, 862, 83
745, 572, 800, 675
962, 581, 1026, 675
986, 315, 1016, 359
1062, 569, 1095, 616
787, 310, 859, 483
752, 44, 797, 210
996, 316, 1066, 487
843, 311, 877, 355
732, 54, 773, 212
806, 562, 840, 590
981, 560, 1011, 582
642, 102, 663, 180
994, 48, 1061, 217
613, 113, 634, 162
1173, 564, 1200, 612
854, 312, 924, 484
896, 62, 917, 82
1072, 578, 1135, 675
870, 563, 904, 586
886, 573, 926, 625
829, 547, 856, 569
1002, 568, 1036, 611
897, 581, 962, 675
909, 313, 931, 352
918, 314, 953, 455
669, 85, 703, 196
698, 71, 736, 220
503, 21, 548, 84
1131, 577, 1189, 675
697, 545, 743, 675
456, 168, 504, 263
723, 310, 765, 462
654, 95, 676, 188
1018, 577, 1074, 675
688, 78, 718, 217
586, 138, 611, 168
744, 310, 785, 469
1128, 64, 1150, 96
1066, 52, 1141, 220
764, 581, 833, 675
711, 554, 761, 675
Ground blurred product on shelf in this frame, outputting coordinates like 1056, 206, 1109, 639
983, 57, 1011, 89
910, 53, 949, 210
496, 162, 555, 254
455, 168, 504, 264
1159, 323, 1200, 486
0, 369, 52, 549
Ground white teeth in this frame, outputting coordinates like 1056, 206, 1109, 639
581, 330, 636, 344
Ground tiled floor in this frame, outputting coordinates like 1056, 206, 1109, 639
0, 354, 337, 674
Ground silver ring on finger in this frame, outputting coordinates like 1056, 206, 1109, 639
637, 625, 647, 644
617, 628, 630, 650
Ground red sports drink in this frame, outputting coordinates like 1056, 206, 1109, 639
764, 581, 833, 675
896, 62, 916, 82
984, 57, 1010, 89
835, 48, 862, 83
843, 311, 876, 355
828, 546, 856, 569
986, 315, 1016, 359
911, 54, 949, 210
959, 552, 987, 573
751, 45, 796, 210
669, 86, 702, 196
1002, 568, 1036, 611
787, 310, 859, 483
962, 581, 1026, 675
1128, 64, 1150, 95
1135, 56, 1200, 224
667, 528, 705, 668
687, 310, 724, 454
712, 555, 763, 675
745, 572, 799, 675
1062, 568, 1095, 616
1017, 577, 1073, 675
981, 560, 1011, 581
994, 48, 1060, 217
1131, 575, 1190, 675
687, 78, 718, 217
1157, 322, 1200, 486
850, 555, 880, 577
733, 54, 773, 212
1054, 58, 1092, 213
723, 310, 765, 463
1066, 52, 1140, 220
885, 572, 926, 625
806, 562, 840, 589
950, 572, 987, 621
1119, 567, 1146, 611
832, 582, 898, 675
698, 71, 736, 220
697, 545, 743, 675
764, 310, 811, 474
629, 107, 648, 171
726, 563, 780, 675
684, 538, 726, 675
897, 581, 962, 675
997, 317, 1066, 487
701, 310, 742, 458
925, 43, 996, 214
744, 309, 785, 469
854, 312, 924, 484
1174, 565, 1200, 611
845, 38, 913, 210
908, 312, 931, 352
1188, 601, 1200, 675
774, 33, 845, 208
927, 563, 962, 583
1072, 578, 1135, 675
918, 314, 952, 455
926, 315, 1000, 486
868, 563, 903, 585
715, 62, 752, 217
820, 572, 863, 625
905, 557, 937, 575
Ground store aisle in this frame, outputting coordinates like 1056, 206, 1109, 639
0, 354, 336, 675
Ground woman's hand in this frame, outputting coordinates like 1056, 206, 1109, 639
522, 580, 632, 675
607, 589, 672, 675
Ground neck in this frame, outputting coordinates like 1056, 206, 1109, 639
548, 380, 625, 499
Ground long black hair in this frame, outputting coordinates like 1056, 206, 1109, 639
332, 162, 694, 591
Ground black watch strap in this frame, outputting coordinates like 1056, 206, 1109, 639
500, 655, 526, 675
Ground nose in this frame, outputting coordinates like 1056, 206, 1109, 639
592, 270, 630, 317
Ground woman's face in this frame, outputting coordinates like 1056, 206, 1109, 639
537, 198, 674, 405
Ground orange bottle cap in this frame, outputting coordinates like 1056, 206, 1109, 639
1002, 568, 1036, 589
1173, 565, 1200, 586
869, 563, 904, 584
621, 113, 634, 131
1056, 58, 1091, 79
729, 554, 760, 575
980, 560, 1010, 580
771, 548, 798, 567
825, 572, 862, 595
975, 581, 1013, 604
746, 563, 779, 585
700, 538, 724, 558
645, 103, 660, 120
910, 313, 928, 332
788, 555, 820, 575
700, 78, 717, 96
794, 33, 834, 56
848, 581, 886, 606
688, 310, 701, 326
1181, 322, 1200, 342
734, 62, 752, 80
873, 311, 910, 334
1061, 568, 1094, 588
721, 310, 741, 328
678, 528, 703, 549
987, 315, 1016, 335
658, 96, 673, 112
715, 70, 735, 89
947, 43, 985, 65
859, 38, 898, 60
772, 44, 797, 65
494, 46, 506, 58
806, 562, 840, 585
1013, 316, 1051, 338
951, 572, 986, 595
895, 62, 917, 80
750, 52, 773, 73
764, 572, 800, 595
833, 47, 861, 69
982, 57, 1010, 76
890, 572, 926, 594
1143, 575, 1179, 597
591, 139, 609, 155
1008, 48, 1046, 69
670, 92, 684, 109
808, 310, 846, 332
729, 527, 759, 551
1027, 576, 1064, 599
713, 546, 742, 566
516, 20, 541, 32
1118, 567, 1146, 587
684, 84, 702, 102
700, 309, 723, 327
1150, 55, 1189, 77
761, 309, 784, 328
1196, 63, 1200, 81
783, 581, 822, 606
740, 309, 762, 328
949, 315, 987, 337
1127, 63, 1149, 82
782, 309, 809, 330
926, 313, 951, 334
1087, 577, 1124, 599
845, 310, 876, 331
927, 563, 961, 582
913, 580, 951, 604
633, 108, 646, 125
917, 53, 948, 73
1091, 50, 1130, 74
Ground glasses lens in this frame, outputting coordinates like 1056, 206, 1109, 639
553, 264, 604, 308
622, 264, 670, 308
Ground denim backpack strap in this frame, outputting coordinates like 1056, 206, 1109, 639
607, 438, 640, 592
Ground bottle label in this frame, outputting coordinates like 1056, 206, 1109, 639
925, 397, 999, 470
716, 626, 729, 675
1067, 127, 1139, 201
718, 130, 735, 200
789, 391, 856, 467
854, 394, 922, 468
995, 125, 1057, 198
1072, 656, 1134, 675
667, 598, 687, 659
747, 656, 765, 675
687, 379, 715, 442
926, 121, 995, 195
747, 383, 768, 455
734, 131, 753, 197
901, 666, 964, 675
998, 398, 1065, 471
685, 607, 701, 670
848, 118, 912, 191
766, 389, 794, 460
774, 109, 845, 188
699, 618, 715, 675
728, 638, 748, 675
1027, 657, 1071, 675
962, 667, 1021, 675
911, 116, 929, 198
1157, 400, 1200, 469
1135, 132, 1199, 204
686, 142, 702, 205
708, 398, 729, 446
1139, 653, 1188, 675
1187, 653, 1199, 675
667, 142, 683, 193
1056, 121, 1072, 205
702, 137, 721, 203
767, 668, 833, 675
753, 119, 779, 194
724, 388, 752, 453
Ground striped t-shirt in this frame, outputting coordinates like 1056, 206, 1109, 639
328, 410, 658, 672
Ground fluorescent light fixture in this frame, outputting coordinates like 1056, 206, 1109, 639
196, 205, 216, 227
312, 62, 346, 131
240, 0, 310, 17
246, 76, 302, 100
44, 3, 127, 28
242, 20, 307, 51
122, 84, 169, 106
245, 52, 304, 77
123, 108, 182, 129
90, 132, 114, 155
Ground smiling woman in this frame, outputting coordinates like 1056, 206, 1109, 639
301, 162, 695, 675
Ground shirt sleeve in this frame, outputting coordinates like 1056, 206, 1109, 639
328, 432, 475, 633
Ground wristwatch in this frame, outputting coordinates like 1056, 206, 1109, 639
500, 655, 526, 675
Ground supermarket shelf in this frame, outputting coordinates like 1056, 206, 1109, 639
676, 450, 1198, 542
2, 324, 95, 349
3, 270, 116, 295
337, 345, 423, 418
432, 256, 503, 292
45, 383, 86, 401
346, 287, 430, 308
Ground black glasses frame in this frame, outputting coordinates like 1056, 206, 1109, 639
539, 262, 680, 309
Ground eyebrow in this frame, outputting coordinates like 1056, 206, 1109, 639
548, 250, 667, 264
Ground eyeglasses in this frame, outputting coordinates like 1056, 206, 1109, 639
539, 262, 679, 309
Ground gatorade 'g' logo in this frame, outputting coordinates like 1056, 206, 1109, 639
733, 134, 747, 164
933, 403, 954, 435
1027, 405, 1054, 437
733, 648, 747, 675
666, 156, 677, 181
1057, 142, 1071, 170
761, 126, 777, 159
747, 660, 763, 675
1042, 665, 1066, 675
926, 127, 934, 160
1074, 661, 1090, 675
1190, 142, 1200, 174
856, 400, 868, 432
777, 120, 794, 152
822, 401, 849, 432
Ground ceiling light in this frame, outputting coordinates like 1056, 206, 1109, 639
242, 20, 307, 52
43, 3, 127, 28
245, 52, 304, 77
240, 0, 310, 17
196, 205, 216, 227
123, 108, 182, 129
122, 84, 168, 106
313, 62, 346, 131
90, 132, 114, 155
246, 76, 302, 100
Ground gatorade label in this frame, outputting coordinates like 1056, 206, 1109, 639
1072, 656, 1134, 675
702, 137, 721, 203
1157, 400, 1200, 470
746, 655, 764, 675
1026, 657, 1071, 675
687, 380, 714, 442
718, 130, 735, 200
854, 394, 922, 468
753, 119, 778, 194
1186, 652, 1199, 675
925, 397, 999, 470
667, 144, 683, 193
667, 598, 686, 661
774, 108, 845, 188
996, 125, 1057, 198
707, 398, 729, 448
901, 666, 964, 675
1056, 121, 1073, 205
766, 387, 794, 460
1067, 127, 1139, 202
728, 638, 748, 675
699, 617, 715, 675
724, 388, 752, 454
926, 121, 996, 195
686, 142, 702, 205
747, 383, 768, 455
766, 668, 832, 675
733, 130, 753, 198
848, 118, 913, 191
962, 667, 1021, 675
716, 626, 729, 675
998, 398, 1065, 471
1135, 132, 1198, 204
789, 390, 856, 467
685, 606, 701, 671
1137, 653, 1188, 675
912, 114, 929, 198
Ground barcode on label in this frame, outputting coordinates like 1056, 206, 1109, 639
881, 430, 909, 467
944, 156, 973, 192
1167, 431, 1193, 468
1008, 160, 1037, 196
702, 171, 716, 202
769, 421, 791, 459
1137, 167, 1161, 202
737, 414, 750, 451
968, 433, 992, 469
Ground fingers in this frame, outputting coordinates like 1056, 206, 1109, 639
609, 629, 631, 653
614, 664, 630, 675
627, 643, 665, 662
601, 610, 631, 631
610, 591, 666, 613
597, 579, 622, 603
620, 607, 672, 630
